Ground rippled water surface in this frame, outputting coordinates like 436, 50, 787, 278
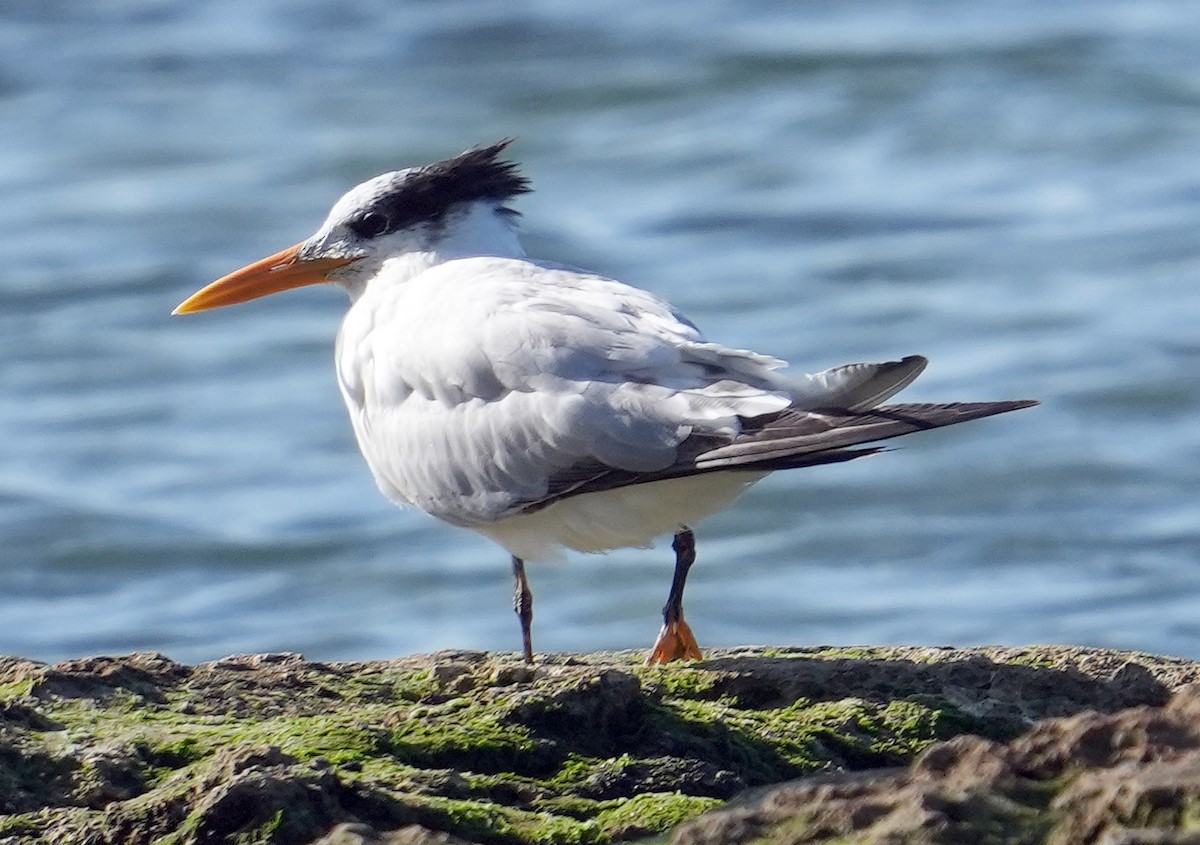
3, 1, 1200, 663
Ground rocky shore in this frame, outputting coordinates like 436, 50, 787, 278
2, 645, 1199, 844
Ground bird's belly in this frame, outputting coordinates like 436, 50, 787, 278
474, 470, 769, 563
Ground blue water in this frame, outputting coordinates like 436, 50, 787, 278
3, 1, 1200, 664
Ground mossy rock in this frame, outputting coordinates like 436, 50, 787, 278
0, 645, 1195, 845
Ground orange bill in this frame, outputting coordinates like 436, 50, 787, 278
172, 243, 358, 314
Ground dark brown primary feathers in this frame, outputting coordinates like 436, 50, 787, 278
695, 400, 1038, 469
527, 398, 1038, 512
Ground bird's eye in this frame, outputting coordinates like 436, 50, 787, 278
349, 211, 390, 238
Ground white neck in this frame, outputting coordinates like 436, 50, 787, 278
434, 202, 525, 262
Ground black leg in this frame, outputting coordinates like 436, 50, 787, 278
662, 528, 696, 628
511, 556, 534, 664
645, 527, 703, 664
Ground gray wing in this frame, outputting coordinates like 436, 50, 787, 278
523, 399, 1038, 512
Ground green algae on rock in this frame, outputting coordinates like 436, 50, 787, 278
0, 646, 1197, 845
672, 680, 1200, 845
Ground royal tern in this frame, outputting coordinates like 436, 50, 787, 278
175, 140, 1036, 664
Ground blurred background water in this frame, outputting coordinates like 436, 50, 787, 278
2, 0, 1199, 664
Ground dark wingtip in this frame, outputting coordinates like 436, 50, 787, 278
869, 399, 1040, 430
1004, 399, 1040, 411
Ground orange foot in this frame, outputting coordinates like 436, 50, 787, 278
644, 616, 703, 665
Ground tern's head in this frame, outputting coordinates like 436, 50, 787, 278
173, 140, 530, 314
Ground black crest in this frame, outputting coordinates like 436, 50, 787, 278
346, 140, 531, 239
